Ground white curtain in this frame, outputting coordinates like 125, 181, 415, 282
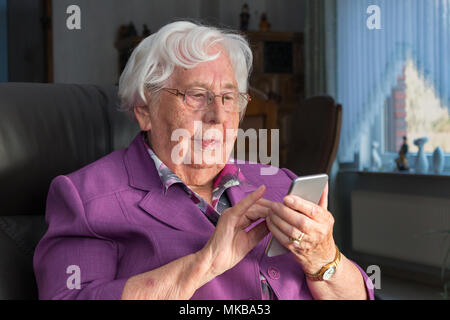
304, 0, 337, 98
336, 0, 450, 162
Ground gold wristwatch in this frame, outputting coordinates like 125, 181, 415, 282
305, 245, 341, 281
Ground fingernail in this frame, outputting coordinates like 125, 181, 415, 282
284, 196, 294, 205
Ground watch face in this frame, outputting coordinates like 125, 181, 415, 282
322, 267, 336, 280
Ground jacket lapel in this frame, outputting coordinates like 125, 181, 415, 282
138, 186, 215, 235
124, 133, 215, 235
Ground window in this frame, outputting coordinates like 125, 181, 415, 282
385, 60, 450, 154
336, 0, 450, 172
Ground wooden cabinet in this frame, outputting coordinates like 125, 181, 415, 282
242, 31, 305, 167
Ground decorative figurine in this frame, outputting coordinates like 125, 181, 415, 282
432, 146, 444, 174
240, 4, 250, 31
259, 12, 271, 31
115, 22, 142, 75
126, 22, 138, 37
142, 24, 151, 37
414, 137, 429, 174
395, 136, 410, 171
371, 141, 382, 171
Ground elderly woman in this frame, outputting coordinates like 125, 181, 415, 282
33, 21, 374, 300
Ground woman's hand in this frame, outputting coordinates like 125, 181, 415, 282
263, 183, 336, 275
198, 185, 270, 279
121, 185, 270, 300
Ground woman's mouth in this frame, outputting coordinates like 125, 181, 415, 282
194, 139, 221, 150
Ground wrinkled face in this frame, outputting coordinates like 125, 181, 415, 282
135, 47, 241, 183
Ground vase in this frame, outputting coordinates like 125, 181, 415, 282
414, 137, 429, 174
432, 147, 444, 174
371, 141, 382, 171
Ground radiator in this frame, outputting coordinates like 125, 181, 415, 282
351, 191, 450, 268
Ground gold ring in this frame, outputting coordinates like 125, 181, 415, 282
290, 232, 304, 245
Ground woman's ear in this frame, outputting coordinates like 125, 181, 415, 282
134, 105, 152, 131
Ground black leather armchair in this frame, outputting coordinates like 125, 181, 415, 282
0, 83, 140, 299
285, 95, 342, 176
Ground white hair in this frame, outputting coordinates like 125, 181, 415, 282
118, 20, 253, 118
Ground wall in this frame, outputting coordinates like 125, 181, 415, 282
0, 0, 7, 81
7, 0, 46, 82
336, 170, 450, 286
52, 0, 203, 84
52, 0, 305, 84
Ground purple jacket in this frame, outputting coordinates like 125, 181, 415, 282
33, 134, 374, 300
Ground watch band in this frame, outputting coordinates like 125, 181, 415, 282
304, 245, 341, 281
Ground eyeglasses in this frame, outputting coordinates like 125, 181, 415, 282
161, 88, 251, 113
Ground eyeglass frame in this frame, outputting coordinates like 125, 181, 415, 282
160, 87, 251, 113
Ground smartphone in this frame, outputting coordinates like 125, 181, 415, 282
265, 174, 329, 257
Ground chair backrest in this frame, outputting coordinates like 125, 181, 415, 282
0, 83, 140, 299
286, 95, 342, 176
235, 93, 278, 163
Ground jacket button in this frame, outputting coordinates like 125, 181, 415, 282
268, 267, 280, 280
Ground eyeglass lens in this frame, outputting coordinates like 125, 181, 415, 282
185, 89, 244, 111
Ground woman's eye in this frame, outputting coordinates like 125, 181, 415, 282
224, 95, 235, 101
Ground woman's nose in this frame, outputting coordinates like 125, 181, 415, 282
203, 96, 227, 124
